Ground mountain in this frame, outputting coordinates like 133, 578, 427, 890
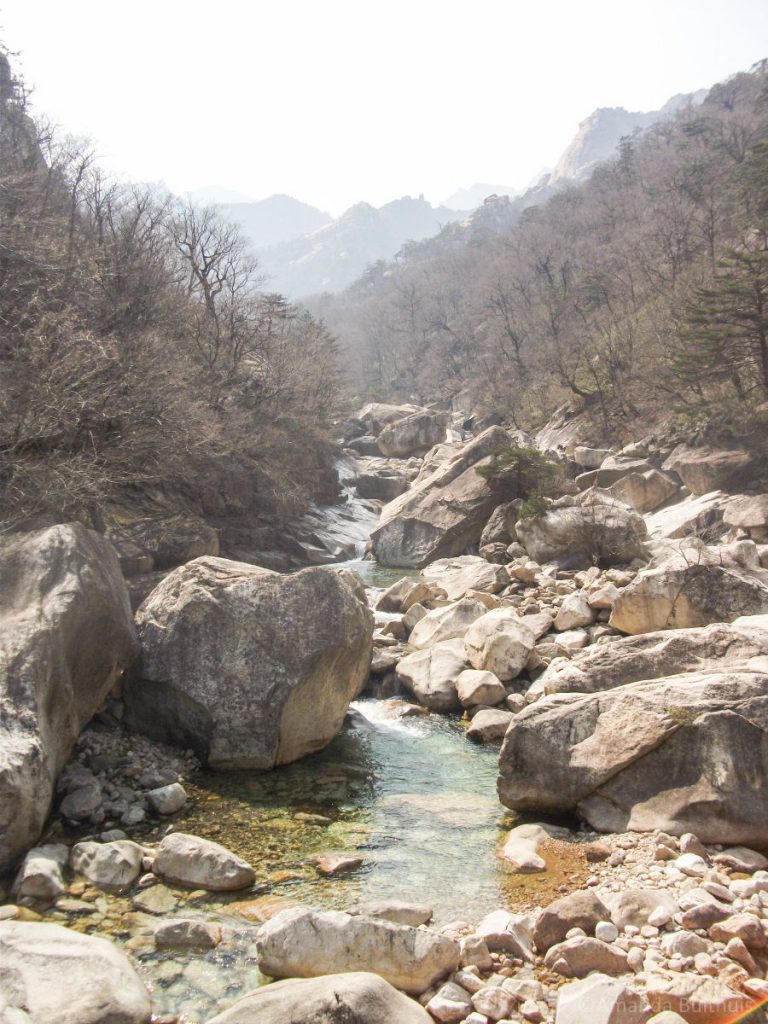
219, 194, 332, 250
255, 195, 464, 298
548, 89, 708, 184
442, 183, 521, 210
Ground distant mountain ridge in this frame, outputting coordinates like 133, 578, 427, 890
215, 87, 708, 299
253, 195, 464, 298
218, 194, 331, 250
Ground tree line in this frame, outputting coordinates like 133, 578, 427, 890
0, 50, 342, 538
314, 62, 768, 447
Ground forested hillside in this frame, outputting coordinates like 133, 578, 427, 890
315, 63, 768, 448
0, 51, 341, 560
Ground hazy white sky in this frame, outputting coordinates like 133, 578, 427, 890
1, 0, 766, 215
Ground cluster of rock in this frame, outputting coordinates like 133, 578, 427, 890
0, 522, 373, 874
7, 821, 768, 1023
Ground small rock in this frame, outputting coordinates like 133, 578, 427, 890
154, 918, 221, 950
147, 783, 187, 815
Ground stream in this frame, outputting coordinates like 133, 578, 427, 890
58, 450, 569, 1021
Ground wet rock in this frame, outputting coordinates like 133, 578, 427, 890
154, 917, 221, 950
314, 853, 364, 876
125, 558, 373, 769
0, 525, 137, 872
132, 884, 177, 915
0, 920, 151, 1023
70, 840, 144, 893
255, 907, 460, 995
152, 832, 255, 891
204, 971, 432, 1023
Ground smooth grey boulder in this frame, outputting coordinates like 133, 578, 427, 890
70, 840, 144, 893
125, 557, 372, 769
0, 920, 151, 1023
498, 670, 768, 843
151, 832, 255, 891
515, 497, 647, 569
421, 554, 509, 600
663, 446, 755, 495
0, 524, 137, 873
533, 614, 768, 697
377, 410, 448, 457
533, 889, 609, 952
255, 907, 460, 995
13, 845, 68, 901
370, 426, 510, 568
396, 639, 467, 711
204, 972, 432, 1023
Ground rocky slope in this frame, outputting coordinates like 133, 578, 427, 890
3, 403, 768, 1022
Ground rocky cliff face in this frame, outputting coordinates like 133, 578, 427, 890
548, 90, 707, 185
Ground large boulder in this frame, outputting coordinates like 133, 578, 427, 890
151, 832, 255, 890
576, 455, 654, 489
664, 446, 756, 495
480, 501, 520, 547
724, 494, 768, 542
515, 497, 647, 569
0, 920, 151, 1023
205, 972, 432, 1024
534, 614, 768, 696
463, 609, 536, 680
370, 427, 510, 568
610, 561, 768, 634
255, 908, 460, 995
0, 525, 137, 873
408, 598, 487, 649
356, 402, 422, 435
125, 558, 372, 769
599, 469, 679, 513
498, 669, 768, 843
421, 555, 509, 600
377, 410, 448, 458
396, 639, 467, 711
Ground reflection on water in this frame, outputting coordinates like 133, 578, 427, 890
177, 699, 509, 921
56, 706, 585, 1022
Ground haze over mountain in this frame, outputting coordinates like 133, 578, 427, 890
221, 87, 709, 300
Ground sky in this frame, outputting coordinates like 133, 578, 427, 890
1, 0, 766, 216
